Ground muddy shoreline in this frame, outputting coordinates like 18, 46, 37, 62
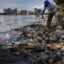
0, 24, 64, 64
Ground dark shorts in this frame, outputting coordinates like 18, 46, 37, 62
47, 12, 55, 27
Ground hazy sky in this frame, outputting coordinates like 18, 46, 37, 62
0, 0, 54, 11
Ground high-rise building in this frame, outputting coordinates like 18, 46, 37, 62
4, 8, 21, 15
34, 8, 38, 15
21, 10, 28, 15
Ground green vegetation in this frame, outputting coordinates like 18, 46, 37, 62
54, 0, 64, 7
44, 13, 48, 15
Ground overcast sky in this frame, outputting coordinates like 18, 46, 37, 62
0, 0, 54, 12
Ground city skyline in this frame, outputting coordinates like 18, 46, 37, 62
0, 0, 54, 12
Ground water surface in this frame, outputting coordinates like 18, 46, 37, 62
0, 15, 43, 32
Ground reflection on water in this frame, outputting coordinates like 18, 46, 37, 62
0, 15, 43, 32
0, 15, 47, 38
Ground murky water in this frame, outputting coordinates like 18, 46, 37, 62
0, 15, 43, 32
0, 15, 48, 64
0, 15, 47, 37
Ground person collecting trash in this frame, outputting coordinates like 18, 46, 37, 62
42, 0, 58, 29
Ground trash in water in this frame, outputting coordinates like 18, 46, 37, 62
0, 24, 64, 64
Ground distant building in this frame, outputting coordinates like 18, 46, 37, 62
0, 9, 4, 15
0, 10, 3, 13
34, 8, 42, 15
28, 11, 34, 15
4, 8, 21, 15
21, 10, 34, 15
17, 9, 21, 15
3, 8, 35, 15
34, 8, 38, 15
21, 10, 28, 15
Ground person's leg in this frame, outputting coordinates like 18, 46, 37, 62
47, 12, 55, 28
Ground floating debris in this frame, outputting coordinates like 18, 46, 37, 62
0, 24, 64, 64
0, 33, 10, 41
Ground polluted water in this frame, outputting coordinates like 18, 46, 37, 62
0, 23, 64, 64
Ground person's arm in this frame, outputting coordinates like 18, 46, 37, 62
42, 9, 46, 18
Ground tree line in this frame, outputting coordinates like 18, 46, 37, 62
54, 0, 64, 6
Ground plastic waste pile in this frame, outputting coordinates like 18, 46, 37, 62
0, 24, 64, 64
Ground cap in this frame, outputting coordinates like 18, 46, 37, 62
44, 0, 50, 7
